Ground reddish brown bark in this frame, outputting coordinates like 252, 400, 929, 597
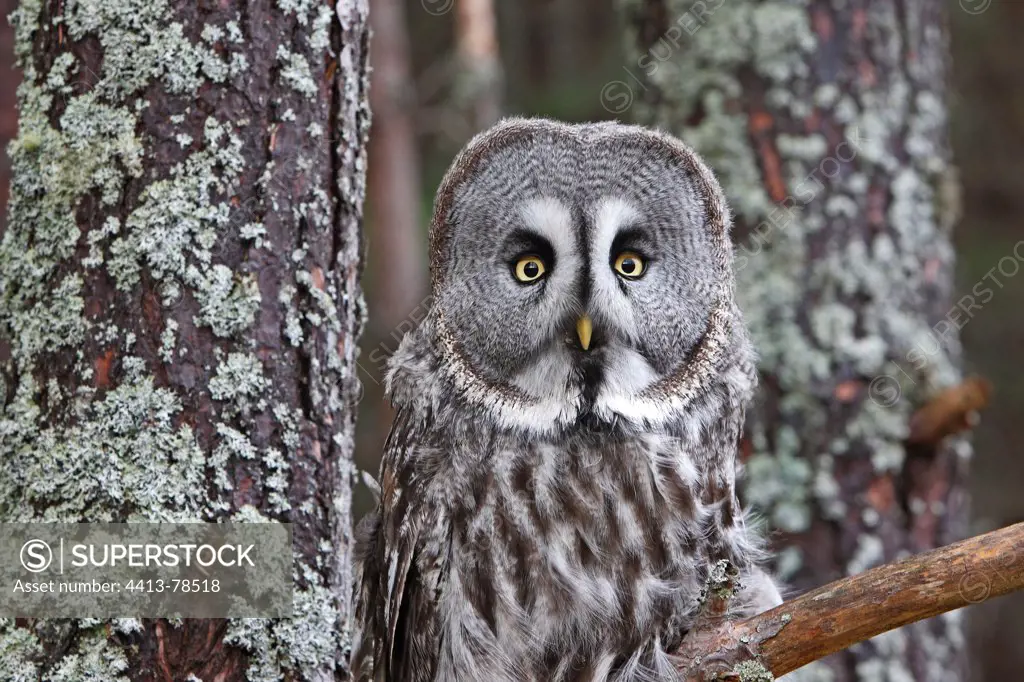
675, 523, 1024, 680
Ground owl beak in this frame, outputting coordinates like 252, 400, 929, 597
576, 315, 593, 351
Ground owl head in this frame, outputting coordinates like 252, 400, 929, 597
396, 118, 752, 436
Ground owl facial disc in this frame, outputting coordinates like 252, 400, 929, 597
425, 119, 737, 434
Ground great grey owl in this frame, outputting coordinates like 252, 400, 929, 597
351, 118, 782, 682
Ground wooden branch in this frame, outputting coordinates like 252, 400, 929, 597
674, 522, 1024, 680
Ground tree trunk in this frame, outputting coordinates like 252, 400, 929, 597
362, 0, 427, 497
623, 1, 968, 680
368, 0, 427, 333
455, 0, 503, 129
0, 0, 368, 678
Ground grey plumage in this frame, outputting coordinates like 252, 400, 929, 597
351, 118, 781, 682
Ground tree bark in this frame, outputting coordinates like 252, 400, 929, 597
0, 0, 369, 678
623, 1, 967, 679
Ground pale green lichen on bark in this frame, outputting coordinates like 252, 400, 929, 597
0, 0, 358, 675
210, 352, 270, 414
65, 0, 230, 95
36, 629, 130, 681
0, 370, 208, 522
1, 0, 217, 536
735, 660, 775, 682
0, 617, 132, 681
104, 117, 257, 329
277, 46, 320, 99
225, 570, 342, 682
214, 506, 344, 681
0, 620, 42, 681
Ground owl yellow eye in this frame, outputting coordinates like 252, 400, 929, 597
513, 255, 547, 283
613, 251, 645, 279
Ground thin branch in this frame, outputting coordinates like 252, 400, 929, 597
674, 522, 1024, 680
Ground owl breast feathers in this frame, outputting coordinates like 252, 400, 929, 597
351, 118, 781, 682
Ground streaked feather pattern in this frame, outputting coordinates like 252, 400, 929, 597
351, 119, 781, 682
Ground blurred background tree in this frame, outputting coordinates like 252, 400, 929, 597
0, 0, 1021, 679
624, 1, 967, 679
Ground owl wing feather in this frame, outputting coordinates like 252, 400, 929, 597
352, 407, 449, 682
